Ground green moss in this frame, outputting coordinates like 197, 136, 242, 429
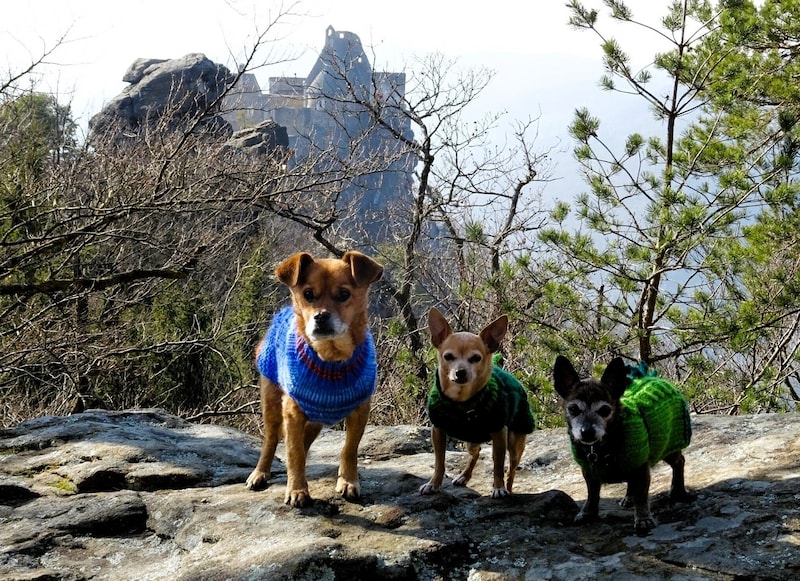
50, 477, 77, 494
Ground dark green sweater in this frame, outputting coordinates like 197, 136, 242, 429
573, 374, 692, 482
427, 365, 535, 443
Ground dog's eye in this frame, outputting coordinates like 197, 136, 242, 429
335, 289, 351, 302
596, 404, 613, 418
443, 353, 455, 361
468, 354, 482, 364
302, 289, 315, 302
567, 403, 582, 417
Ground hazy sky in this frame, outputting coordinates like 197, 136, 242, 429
3, 0, 668, 187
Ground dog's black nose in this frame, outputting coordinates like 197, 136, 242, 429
313, 311, 334, 334
580, 426, 596, 441
454, 369, 468, 383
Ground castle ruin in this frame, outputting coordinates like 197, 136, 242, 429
224, 26, 417, 239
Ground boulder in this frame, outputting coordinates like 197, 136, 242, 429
0, 410, 798, 580
223, 120, 290, 157
89, 53, 235, 139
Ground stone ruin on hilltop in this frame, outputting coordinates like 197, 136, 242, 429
89, 26, 416, 241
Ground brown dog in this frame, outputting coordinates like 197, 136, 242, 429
245, 251, 384, 507
420, 307, 535, 498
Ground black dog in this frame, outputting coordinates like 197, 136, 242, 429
553, 355, 693, 534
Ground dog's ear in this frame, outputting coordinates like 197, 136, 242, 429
480, 315, 508, 353
343, 251, 384, 287
275, 252, 315, 286
601, 357, 629, 399
428, 307, 452, 348
553, 355, 580, 399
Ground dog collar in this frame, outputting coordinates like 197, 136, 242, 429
433, 375, 478, 420
431, 372, 493, 406
294, 331, 371, 382
582, 442, 616, 468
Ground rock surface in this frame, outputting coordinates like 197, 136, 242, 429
1, 410, 798, 580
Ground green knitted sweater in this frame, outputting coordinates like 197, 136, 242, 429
572, 374, 692, 482
427, 365, 535, 443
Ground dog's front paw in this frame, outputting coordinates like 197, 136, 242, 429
285, 489, 313, 508
336, 477, 361, 501
452, 475, 469, 487
419, 481, 441, 495
634, 516, 657, 535
490, 487, 511, 498
573, 510, 599, 525
245, 469, 271, 491
669, 487, 696, 503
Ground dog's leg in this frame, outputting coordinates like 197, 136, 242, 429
336, 399, 370, 501
245, 378, 283, 490
664, 450, 694, 502
620, 483, 634, 508
627, 463, 656, 534
504, 431, 526, 494
486, 428, 509, 497
282, 395, 313, 508
420, 426, 447, 494
575, 471, 602, 524
304, 422, 323, 452
453, 442, 481, 488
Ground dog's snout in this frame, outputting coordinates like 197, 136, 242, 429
314, 311, 333, 330
454, 368, 469, 383
310, 310, 337, 336
580, 426, 596, 442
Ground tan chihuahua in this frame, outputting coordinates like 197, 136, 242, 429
245, 251, 384, 508
420, 307, 535, 498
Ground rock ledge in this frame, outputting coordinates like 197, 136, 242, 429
1, 410, 798, 580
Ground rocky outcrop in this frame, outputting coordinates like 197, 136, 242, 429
88, 53, 236, 140
1, 410, 798, 580
223, 120, 290, 157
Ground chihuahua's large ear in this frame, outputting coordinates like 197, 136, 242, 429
428, 307, 452, 348
601, 357, 630, 399
343, 251, 384, 287
480, 315, 508, 353
275, 252, 315, 286
553, 355, 580, 399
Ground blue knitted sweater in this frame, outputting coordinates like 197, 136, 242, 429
256, 307, 377, 425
